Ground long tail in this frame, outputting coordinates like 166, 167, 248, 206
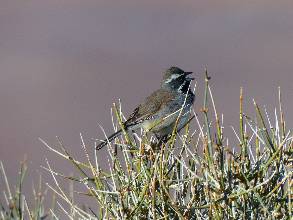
96, 129, 123, 150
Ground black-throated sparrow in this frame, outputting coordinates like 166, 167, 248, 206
96, 66, 195, 150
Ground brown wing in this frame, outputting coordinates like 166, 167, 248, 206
125, 89, 176, 126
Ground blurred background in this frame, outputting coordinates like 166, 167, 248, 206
0, 0, 293, 197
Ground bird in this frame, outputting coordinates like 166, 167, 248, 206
96, 66, 195, 150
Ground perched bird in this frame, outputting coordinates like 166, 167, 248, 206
96, 66, 195, 150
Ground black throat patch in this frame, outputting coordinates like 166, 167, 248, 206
178, 80, 191, 94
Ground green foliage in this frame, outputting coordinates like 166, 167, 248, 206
1, 72, 292, 219
0, 160, 51, 220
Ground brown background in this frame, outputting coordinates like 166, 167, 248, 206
1, 0, 293, 197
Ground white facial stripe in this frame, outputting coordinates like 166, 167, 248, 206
164, 74, 181, 84
178, 82, 184, 92
178, 80, 192, 93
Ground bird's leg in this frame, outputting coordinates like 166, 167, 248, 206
150, 134, 168, 151
154, 134, 161, 142
160, 135, 169, 143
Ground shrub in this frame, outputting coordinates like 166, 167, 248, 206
2, 72, 292, 219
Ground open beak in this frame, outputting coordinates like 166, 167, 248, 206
184, 72, 194, 80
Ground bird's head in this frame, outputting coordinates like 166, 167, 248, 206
161, 66, 194, 93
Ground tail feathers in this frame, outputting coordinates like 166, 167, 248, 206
96, 129, 123, 150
